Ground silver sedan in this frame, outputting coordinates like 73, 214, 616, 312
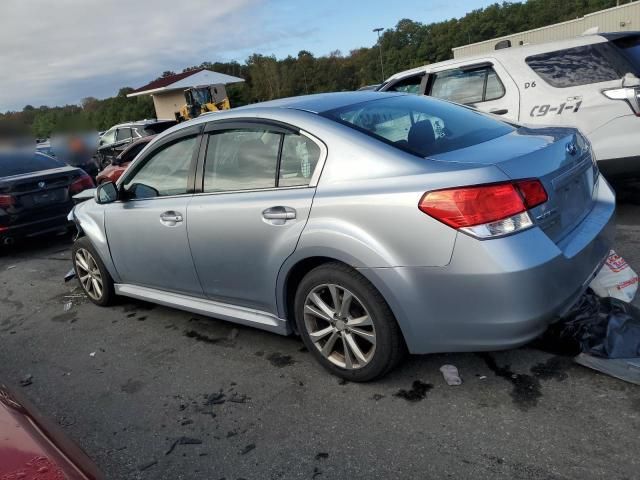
69, 92, 615, 381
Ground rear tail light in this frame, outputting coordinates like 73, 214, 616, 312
419, 180, 547, 239
515, 179, 548, 208
603, 87, 640, 116
0, 194, 15, 209
69, 172, 95, 195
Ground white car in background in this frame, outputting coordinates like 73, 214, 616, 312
380, 32, 640, 181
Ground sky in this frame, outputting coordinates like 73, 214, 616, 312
0, 0, 501, 112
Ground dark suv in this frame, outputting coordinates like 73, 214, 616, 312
96, 120, 176, 169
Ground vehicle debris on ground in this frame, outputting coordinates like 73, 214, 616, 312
589, 250, 638, 302
440, 364, 462, 386
537, 252, 640, 384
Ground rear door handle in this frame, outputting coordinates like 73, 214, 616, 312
160, 211, 183, 226
262, 206, 296, 225
489, 108, 509, 115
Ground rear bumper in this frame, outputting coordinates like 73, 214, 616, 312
0, 214, 72, 242
360, 175, 616, 354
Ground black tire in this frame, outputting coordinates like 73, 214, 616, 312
72, 236, 115, 306
294, 262, 406, 381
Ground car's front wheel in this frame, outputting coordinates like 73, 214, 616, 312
294, 262, 405, 381
72, 237, 115, 306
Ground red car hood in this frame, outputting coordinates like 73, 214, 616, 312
0, 383, 102, 480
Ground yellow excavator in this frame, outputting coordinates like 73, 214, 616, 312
175, 84, 231, 122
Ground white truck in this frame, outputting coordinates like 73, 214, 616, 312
379, 32, 640, 180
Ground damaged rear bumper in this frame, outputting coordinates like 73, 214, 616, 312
360, 175, 616, 354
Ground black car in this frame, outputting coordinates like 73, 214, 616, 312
0, 151, 95, 245
96, 120, 176, 168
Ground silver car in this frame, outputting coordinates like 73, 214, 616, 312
69, 92, 615, 381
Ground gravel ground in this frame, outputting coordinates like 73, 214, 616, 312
0, 197, 639, 480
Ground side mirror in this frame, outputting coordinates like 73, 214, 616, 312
95, 181, 118, 204
622, 72, 640, 88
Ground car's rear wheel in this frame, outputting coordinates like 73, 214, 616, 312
72, 237, 115, 306
294, 262, 405, 381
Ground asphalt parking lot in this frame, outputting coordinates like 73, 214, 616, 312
1, 194, 639, 480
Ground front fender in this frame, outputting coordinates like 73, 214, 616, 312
69, 200, 120, 282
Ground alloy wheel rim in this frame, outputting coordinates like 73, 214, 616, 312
75, 248, 103, 301
303, 284, 376, 370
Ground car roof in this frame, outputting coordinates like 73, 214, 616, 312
153, 91, 407, 141
128, 134, 156, 146
234, 91, 404, 114
385, 32, 639, 82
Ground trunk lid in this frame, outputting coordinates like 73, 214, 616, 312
430, 126, 598, 243
0, 167, 79, 210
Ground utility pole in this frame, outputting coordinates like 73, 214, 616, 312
373, 27, 385, 82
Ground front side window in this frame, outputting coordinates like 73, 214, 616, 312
101, 129, 116, 146
204, 129, 280, 192
321, 95, 513, 158
123, 136, 196, 199
430, 67, 505, 104
526, 43, 638, 88
386, 75, 423, 94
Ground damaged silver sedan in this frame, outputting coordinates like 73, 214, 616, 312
69, 92, 615, 381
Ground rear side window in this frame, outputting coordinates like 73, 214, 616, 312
203, 128, 322, 192
0, 152, 64, 177
322, 95, 513, 158
204, 129, 280, 192
614, 35, 640, 68
279, 133, 321, 187
526, 43, 638, 88
116, 128, 131, 142
430, 67, 505, 104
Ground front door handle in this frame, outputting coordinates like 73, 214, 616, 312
160, 211, 183, 226
489, 108, 509, 115
262, 206, 296, 225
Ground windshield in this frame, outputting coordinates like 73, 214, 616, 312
0, 152, 65, 177
191, 88, 212, 105
614, 35, 640, 69
321, 95, 514, 157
